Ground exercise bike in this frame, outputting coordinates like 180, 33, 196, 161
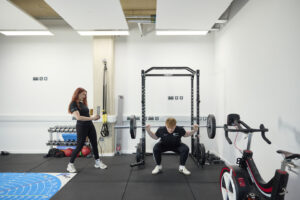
220, 114, 300, 200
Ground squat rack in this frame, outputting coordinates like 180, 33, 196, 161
137, 67, 202, 167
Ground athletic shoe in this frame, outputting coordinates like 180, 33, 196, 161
179, 166, 191, 175
95, 159, 108, 169
67, 163, 76, 173
152, 165, 162, 175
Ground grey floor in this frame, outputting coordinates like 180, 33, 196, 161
0, 153, 224, 200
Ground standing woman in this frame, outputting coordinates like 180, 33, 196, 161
67, 87, 107, 173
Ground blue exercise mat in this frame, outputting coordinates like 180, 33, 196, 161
0, 173, 75, 200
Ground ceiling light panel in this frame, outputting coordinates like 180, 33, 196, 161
78, 31, 129, 36
44, 0, 128, 30
0, 31, 53, 36
156, 0, 232, 30
156, 30, 208, 36
0, 0, 49, 30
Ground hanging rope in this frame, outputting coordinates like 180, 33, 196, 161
100, 59, 109, 137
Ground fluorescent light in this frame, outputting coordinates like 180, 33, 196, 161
216, 19, 227, 24
156, 30, 208, 36
0, 31, 53, 36
78, 31, 129, 36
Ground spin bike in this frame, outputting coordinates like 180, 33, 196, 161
220, 114, 300, 200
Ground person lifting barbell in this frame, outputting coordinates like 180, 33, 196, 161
114, 114, 225, 169
146, 117, 199, 175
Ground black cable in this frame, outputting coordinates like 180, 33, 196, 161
183, 175, 197, 200
121, 166, 133, 200
27, 158, 50, 172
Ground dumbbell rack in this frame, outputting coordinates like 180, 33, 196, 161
47, 126, 86, 149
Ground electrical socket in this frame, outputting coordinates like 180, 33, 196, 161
168, 96, 174, 100
148, 116, 154, 120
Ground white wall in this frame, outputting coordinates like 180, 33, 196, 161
0, 21, 215, 154
214, 0, 300, 198
114, 24, 215, 153
0, 20, 94, 115
0, 20, 93, 153
0, 19, 216, 154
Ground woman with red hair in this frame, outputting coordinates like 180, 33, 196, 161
67, 87, 107, 173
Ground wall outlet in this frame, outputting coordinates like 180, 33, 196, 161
180, 96, 183, 100
148, 116, 154, 120
168, 96, 174, 100
33, 76, 48, 81
175, 96, 178, 100
127, 116, 140, 120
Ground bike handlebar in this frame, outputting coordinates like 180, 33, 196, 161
224, 119, 271, 145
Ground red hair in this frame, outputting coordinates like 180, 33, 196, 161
68, 87, 88, 113
165, 118, 177, 128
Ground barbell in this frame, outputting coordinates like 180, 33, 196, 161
114, 114, 224, 139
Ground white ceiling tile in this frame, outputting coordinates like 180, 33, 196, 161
156, 0, 233, 30
0, 0, 48, 30
44, 0, 128, 30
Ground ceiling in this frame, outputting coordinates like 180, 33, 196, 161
3, 0, 237, 35
156, 0, 232, 30
10, 0, 157, 19
0, 0, 48, 30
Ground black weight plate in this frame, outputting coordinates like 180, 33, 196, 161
136, 146, 142, 162
199, 143, 206, 166
130, 115, 137, 139
207, 114, 216, 139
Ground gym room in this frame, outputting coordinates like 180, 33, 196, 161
0, 0, 299, 199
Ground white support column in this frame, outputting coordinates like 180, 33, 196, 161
93, 36, 115, 155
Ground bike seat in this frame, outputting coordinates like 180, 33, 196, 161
277, 150, 300, 160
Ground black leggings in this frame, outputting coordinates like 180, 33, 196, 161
70, 123, 99, 163
153, 142, 189, 165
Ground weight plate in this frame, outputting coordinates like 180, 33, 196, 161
130, 115, 137, 139
207, 114, 216, 139
199, 143, 206, 166
136, 145, 142, 162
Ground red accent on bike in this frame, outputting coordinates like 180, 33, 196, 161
220, 167, 233, 192
246, 161, 272, 193
245, 150, 252, 153
238, 178, 246, 187
277, 170, 287, 174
